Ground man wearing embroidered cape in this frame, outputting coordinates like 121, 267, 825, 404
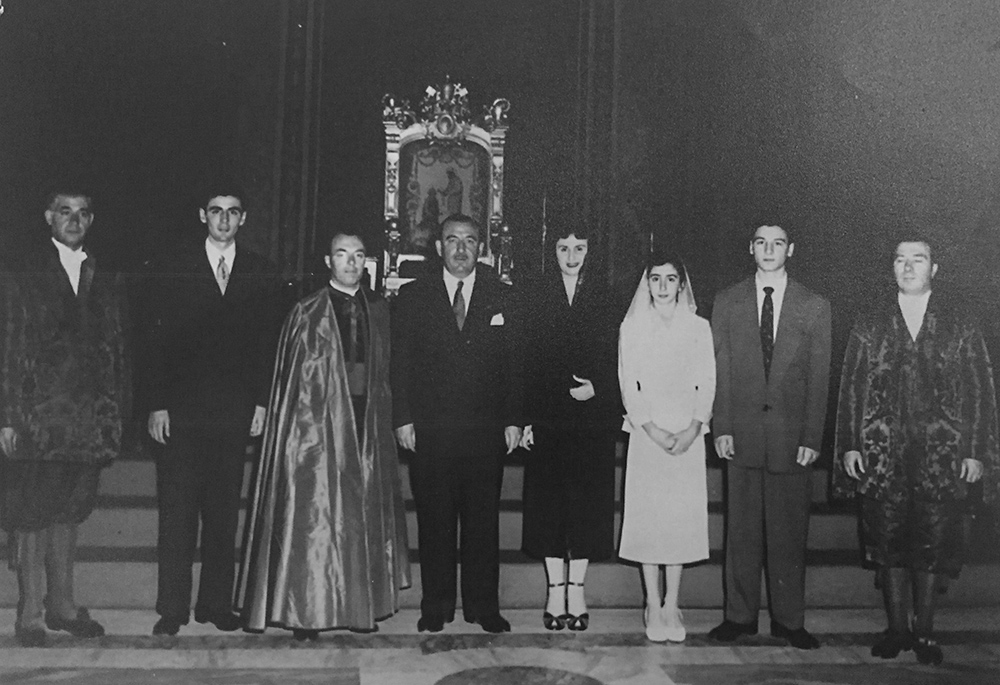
834, 236, 999, 665
236, 232, 410, 637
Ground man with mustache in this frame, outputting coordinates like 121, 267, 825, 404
391, 214, 524, 633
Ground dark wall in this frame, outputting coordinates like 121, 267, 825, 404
2, 0, 997, 326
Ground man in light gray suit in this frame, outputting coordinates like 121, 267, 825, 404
708, 223, 831, 649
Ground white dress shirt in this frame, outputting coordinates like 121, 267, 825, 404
898, 290, 931, 342
52, 237, 87, 295
443, 267, 476, 317
205, 239, 236, 277
755, 272, 788, 340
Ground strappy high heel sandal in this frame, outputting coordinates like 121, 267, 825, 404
543, 582, 567, 630
566, 581, 589, 631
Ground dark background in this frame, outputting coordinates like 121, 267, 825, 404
2, 0, 999, 457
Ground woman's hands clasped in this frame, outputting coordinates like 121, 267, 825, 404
643, 421, 700, 456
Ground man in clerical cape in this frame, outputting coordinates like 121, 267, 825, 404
236, 232, 410, 638
834, 236, 1000, 666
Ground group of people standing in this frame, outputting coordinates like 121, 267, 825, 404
1, 184, 997, 669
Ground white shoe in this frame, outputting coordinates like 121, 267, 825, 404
644, 605, 670, 642
662, 606, 686, 643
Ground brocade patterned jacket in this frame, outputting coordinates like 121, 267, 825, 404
0, 245, 131, 465
833, 292, 1000, 505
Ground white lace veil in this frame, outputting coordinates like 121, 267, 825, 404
623, 262, 697, 325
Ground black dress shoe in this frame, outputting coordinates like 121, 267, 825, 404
770, 620, 820, 649
913, 636, 943, 665
417, 614, 445, 633
871, 630, 913, 658
194, 610, 242, 632
15, 624, 47, 647
707, 619, 758, 642
292, 628, 320, 641
45, 608, 105, 638
152, 617, 182, 636
466, 613, 511, 633
349, 625, 379, 634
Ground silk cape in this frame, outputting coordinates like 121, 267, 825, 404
236, 287, 410, 631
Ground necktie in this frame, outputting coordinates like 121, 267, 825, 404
760, 286, 775, 380
452, 280, 466, 331
216, 256, 229, 295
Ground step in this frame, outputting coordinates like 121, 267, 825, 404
99, 456, 834, 504
75, 502, 863, 553
1, 557, 998, 611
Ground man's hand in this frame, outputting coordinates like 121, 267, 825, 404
395, 423, 416, 452
505, 425, 523, 455
520, 425, 534, 450
249, 405, 266, 437
643, 422, 677, 454
0, 427, 16, 458
843, 450, 864, 479
714, 435, 735, 460
796, 445, 819, 467
961, 458, 984, 483
148, 410, 170, 445
569, 375, 595, 402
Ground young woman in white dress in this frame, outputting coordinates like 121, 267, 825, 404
618, 252, 715, 642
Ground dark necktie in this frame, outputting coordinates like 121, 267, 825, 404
761, 286, 775, 380
453, 280, 466, 331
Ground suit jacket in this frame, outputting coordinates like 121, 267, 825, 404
144, 240, 280, 427
1, 241, 131, 464
391, 266, 524, 434
712, 276, 831, 472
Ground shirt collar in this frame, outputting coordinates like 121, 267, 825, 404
755, 271, 788, 296
329, 280, 361, 297
205, 238, 236, 267
51, 237, 86, 263
443, 266, 476, 291
898, 289, 932, 309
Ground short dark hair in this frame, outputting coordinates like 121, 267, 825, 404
45, 187, 94, 212
749, 222, 793, 244
892, 232, 935, 262
329, 231, 366, 252
550, 218, 591, 242
199, 181, 247, 211
440, 213, 481, 240
646, 248, 688, 288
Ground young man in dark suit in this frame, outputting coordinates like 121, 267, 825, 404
709, 223, 831, 649
391, 214, 524, 633
145, 185, 280, 636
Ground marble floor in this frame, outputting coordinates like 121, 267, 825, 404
1, 607, 998, 684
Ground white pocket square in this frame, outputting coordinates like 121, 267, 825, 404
490, 313, 505, 326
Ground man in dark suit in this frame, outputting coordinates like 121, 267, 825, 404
391, 214, 524, 633
145, 185, 280, 636
709, 223, 831, 649
1, 188, 130, 646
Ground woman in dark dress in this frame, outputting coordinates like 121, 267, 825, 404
520, 224, 623, 631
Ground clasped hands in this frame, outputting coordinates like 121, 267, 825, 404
395, 423, 523, 455
147, 405, 266, 445
645, 421, 700, 456
843, 450, 983, 483
714, 435, 818, 466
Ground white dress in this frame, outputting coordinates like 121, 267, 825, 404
617, 307, 715, 565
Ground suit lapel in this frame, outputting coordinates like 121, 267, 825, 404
734, 279, 766, 383
768, 279, 807, 385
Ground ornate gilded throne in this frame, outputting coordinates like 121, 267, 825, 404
380, 78, 511, 295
